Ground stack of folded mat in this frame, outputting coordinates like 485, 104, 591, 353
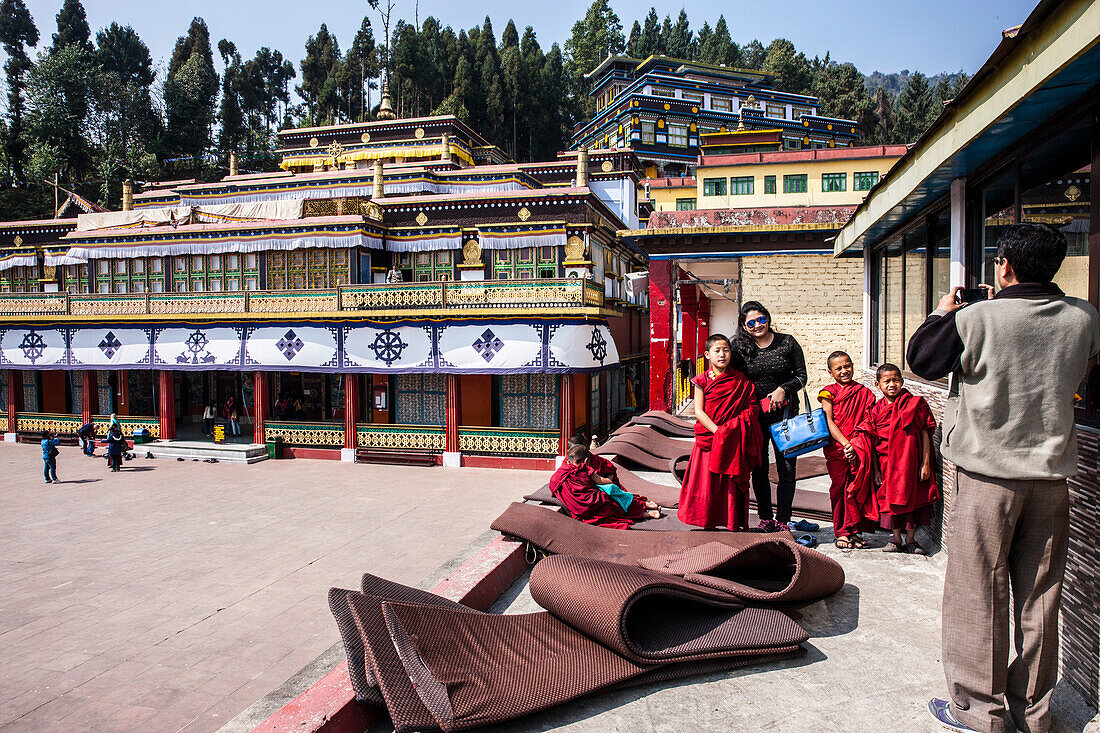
330, 502, 845, 730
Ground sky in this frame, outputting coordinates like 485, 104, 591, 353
21, 0, 1039, 80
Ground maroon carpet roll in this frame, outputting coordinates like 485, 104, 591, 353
382, 555, 808, 731
628, 411, 696, 437
638, 540, 846, 603
491, 502, 843, 604
599, 427, 694, 461
593, 440, 688, 472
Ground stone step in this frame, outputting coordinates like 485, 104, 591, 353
143, 440, 268, 464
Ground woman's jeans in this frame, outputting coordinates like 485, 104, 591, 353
43, 458, 57, 482
752, 413, 798, 523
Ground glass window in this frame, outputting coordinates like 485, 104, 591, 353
792, 106, 813, 119
784, 138, 803, 150
904, 225, 929, 355
711, 95, 732, 112
974, 167, 1016, 287
730, 176, 754, 195
854, 171, 880, 191
1019, 115, 1091, 302
766, 104, 785, 118
640, 122, 655, 144
651, 87, 675, 98
931, 209, 951, 309
667, 124, 688, 147
764, 175, 776, 194
881, 238, 905, 367
395, 374, 445, 426
675, 198, 696, 210
703, 178, 726, 196
783, 174, 808, 194
682, 91, 703, 104
499, 374, 559, 430
822, 173, 847, 192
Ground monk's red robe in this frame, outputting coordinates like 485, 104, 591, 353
818, 381, 877, 537
585, 453, 618, 484
861, 389, 940, 520
678, 369, 762, 531
549, 461, 645, 530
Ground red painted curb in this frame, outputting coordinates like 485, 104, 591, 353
251, 535, 527, 732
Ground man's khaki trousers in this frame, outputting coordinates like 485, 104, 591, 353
943, 468, 1069, 733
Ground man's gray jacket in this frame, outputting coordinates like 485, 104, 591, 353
906, 283, 1099, 480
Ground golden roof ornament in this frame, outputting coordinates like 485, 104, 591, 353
1065, 184, 1081, 202
327, 141, 345, 166
377, 81, 397, 121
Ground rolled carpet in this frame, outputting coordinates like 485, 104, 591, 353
593, 440, 688, 472
381, 555, 808, 731
626, 411, 696, 437
596, 431, 693, 462
491, 502, 844, 603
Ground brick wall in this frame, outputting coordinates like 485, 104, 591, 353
740, 254, 863, 399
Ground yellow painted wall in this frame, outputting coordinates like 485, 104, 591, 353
649, 184, 697, 212
697, 155, 900, 209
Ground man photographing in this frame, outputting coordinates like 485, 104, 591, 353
907, 222, 1099, 733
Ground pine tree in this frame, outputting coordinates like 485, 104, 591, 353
872, 86, 895, 144
164, 18, 219, 166
51, 0, 90, 54
638, 9, 659, 58
666, 10, 692, 60
347, 17, 378, 121
564, 0, 624, 79
894, 71, 934, 142
297, 23, 341, 124
742, 39, 765, 70
761, 38, 811, 94
694, 23, 712, 62
26, 42, 95, 184
813, 61, 875, 138
216, 39, 246, 157
0, 0, 38, 183
625, 21, 641, 58
658, 15, 671, 55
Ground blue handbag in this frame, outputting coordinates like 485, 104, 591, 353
769, 389, 830, 458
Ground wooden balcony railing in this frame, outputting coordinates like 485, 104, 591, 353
0, 278, 605, 317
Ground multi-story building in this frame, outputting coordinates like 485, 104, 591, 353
0, 111, 649, 468
622, 129, 905, 411
574, 55, 862, 177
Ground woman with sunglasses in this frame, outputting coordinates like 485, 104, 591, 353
731, 301, 808, 531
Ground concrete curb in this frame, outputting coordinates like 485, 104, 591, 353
246, 534, 527, 733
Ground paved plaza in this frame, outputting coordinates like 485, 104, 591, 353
0, 444, 542, 732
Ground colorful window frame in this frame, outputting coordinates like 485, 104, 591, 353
854, 171, 880, 191
710, 95, 732, 112
783, 174, 808, 194
651, 87, 675, 98
497, 374, 559, 430
675, 198, 696, 211
397, 250, 454, 281
822, 173, 847, 192
703, 178, 727, 197
0, 265, 37, 293
764, 175, 777, 194
94, 257, 166, 294
492, 246, 557, 280
267, 248, 346, 290
667, 124, 688, 147
640, 122, 655, 144
766, 104, 786, 119
730, 176, 754, 195
395, 373, 445, 426
681, 91, 703, 104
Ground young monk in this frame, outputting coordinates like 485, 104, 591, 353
678, 333, 764, 531
862, 363, 940, 554
818, 351, 878, 549
567, 433, 618, 484
550, 444, 660, 529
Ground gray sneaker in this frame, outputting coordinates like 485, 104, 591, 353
928, 699, 976, 731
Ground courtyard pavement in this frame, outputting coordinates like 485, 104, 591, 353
0, 443, 545, 732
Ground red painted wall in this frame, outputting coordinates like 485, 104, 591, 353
459, 375, 493, 426
648, 260, 674, 412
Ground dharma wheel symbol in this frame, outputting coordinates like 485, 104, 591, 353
369, 329, 409, 366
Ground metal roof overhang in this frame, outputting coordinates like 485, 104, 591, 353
834, 0, 1100, 256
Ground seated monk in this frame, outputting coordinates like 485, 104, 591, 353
568, 432, 618, 484
550, 444, 661, 529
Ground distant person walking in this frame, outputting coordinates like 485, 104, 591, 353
76, 422, 97, 456
909, 223, 1100, 733
41, 430, 60, 483
730, 301, 808, 532
202, 404, 215, 436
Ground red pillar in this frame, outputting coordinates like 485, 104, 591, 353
6, 370, 22, 433
343, 373, 359, 449
81, 370, 97, 424
157, 371, 176, 439
680, 285, 699, 365
558, 374, 576, 456
648, 259, 675, 413
253, 371, 269, 444
445, 374, 460, 454
696, 295, 710, 358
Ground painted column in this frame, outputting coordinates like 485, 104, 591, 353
680, 285, 698, 367
648, 259, 675, 413
443, 374, 461, 467
696, 295, 710, 358
253, 371, 269, 445
343, 373, 359, 454
6, 369, 22, 435
81, 370, 97, 424
558, 374, 575, 458
157, 371, 176, 440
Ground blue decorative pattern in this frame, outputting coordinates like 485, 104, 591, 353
19, 332, 46, 364
585, 327, 608, 365
98, 332, 122, 359
368, 330, 409, 366
472, 328, 505, 363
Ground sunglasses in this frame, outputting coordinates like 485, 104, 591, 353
745, 316, 769, 328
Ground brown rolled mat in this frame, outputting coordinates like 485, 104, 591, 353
594, 440, 688, 472
381, 555, 807, 731
328, 574, 474, 714
627, 413, 696, 437
596, 431, 693, 462
638, 540, 846, 604
490, 502, 843, 603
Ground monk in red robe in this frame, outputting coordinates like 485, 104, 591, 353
568, 433, 618, 484
818, 351, 878, 548
679, 334, 763, 531
862, 363, 940, 554
550, 444, 660, 529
